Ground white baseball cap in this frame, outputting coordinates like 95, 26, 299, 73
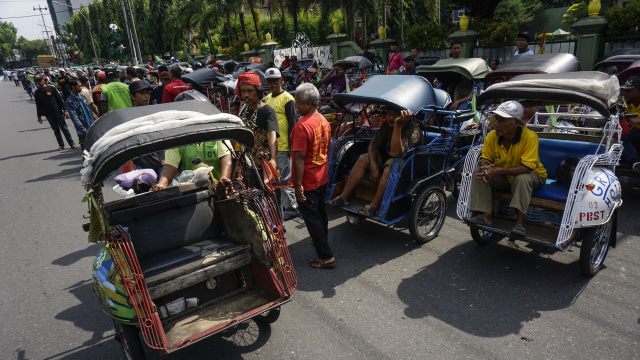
489, 100, 523, 125
265, 68, 282, 79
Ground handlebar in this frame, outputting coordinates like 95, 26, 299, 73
621, 113, 638, 119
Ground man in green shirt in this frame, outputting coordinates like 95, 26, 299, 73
151, 141, 233, 191
100, 67, 132, 114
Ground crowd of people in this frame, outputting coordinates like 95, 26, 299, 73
4, 27, 639, 268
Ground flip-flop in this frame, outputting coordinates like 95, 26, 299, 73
511, 224, 527, 237
358, 205, 378, 217
309, 258, 335, 269
326, 196, 348, 207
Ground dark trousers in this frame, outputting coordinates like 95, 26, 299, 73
622, 128, 640, 164
298, 184, 332, 259
45, 114, 75, 147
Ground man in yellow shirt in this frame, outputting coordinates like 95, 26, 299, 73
620, 76, 640, 172
464, 100, 547, 237
264, 68, 300, 219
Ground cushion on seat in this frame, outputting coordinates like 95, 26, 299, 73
140, 239, 250, 278
538, 138, 601, 179
531, 179, 569, 202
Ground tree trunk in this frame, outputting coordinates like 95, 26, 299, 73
251, 7, 260, 40
239, 8, 248, 39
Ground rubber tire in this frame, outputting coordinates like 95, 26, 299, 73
113, 319, 146, 360
254, 307, 281, 324
579, 220, 613, 277
409, 186, 447, 243
470, 226, 504, 245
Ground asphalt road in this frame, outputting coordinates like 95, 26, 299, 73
0, 79, 639, 360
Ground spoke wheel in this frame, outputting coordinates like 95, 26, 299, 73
113, 319, 146, 360
254, 307, 281, 324
580, 220, 613, 277
470, 226, 503, 245
409, 186, 447, 243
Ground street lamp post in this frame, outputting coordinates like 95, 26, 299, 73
53, 1, 99, 65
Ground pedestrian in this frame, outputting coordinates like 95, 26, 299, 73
116, 66, 129, 84
410, 48, 419, 59
25, 76, 36, 100
57, 68, 71, 100
249, 50, 263, 64
290, 83, 334, 269
403, 56, 416, 75
209, 53, 221, 70
265, 68, 300, 221
136, 68, 152, 87
78, 76, 99, 118
12, 72, 19, 86
126, 66, 138, 83
514, 32, 534, 56
281, 54, 291, 68
450, 41, 463, 59
387, 41, 404, 73
150, 68, 170, 105
162, 65, 191, 103
100, 67, 132, 114
490, 58, 501, 70
65, 78, 95, 151
86, 67, 96, 87
34, 76, 78, 151
91, 71, 106, 116
129, 79, 151, 107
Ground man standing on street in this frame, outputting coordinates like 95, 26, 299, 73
100, 67, 132, 114
57, 68, 72, 100
150, 69, 170, 105
34, 76, 78, 151
78, 76, 99, 118
162, 66, 191, 103
265, 68, 300, 220
291, 83, 335, 269
65, 78, 95, 151
388, 41, 404, 73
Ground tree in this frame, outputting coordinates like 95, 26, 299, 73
494, 0, 543, 24
606, 0, 640, 36
0, 21, 18, 66
17, 37, 49, 62
561, 2, 587, 25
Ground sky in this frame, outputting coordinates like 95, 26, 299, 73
1, 0, 61, 41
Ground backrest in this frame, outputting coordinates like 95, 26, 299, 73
110, 190, 222, 260
538, 138, 602, 179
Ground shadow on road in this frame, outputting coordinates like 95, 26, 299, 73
396, 240, 591, 338
25, 167, 80, 183
290, 206, 421, 298
18, 127, 49, 133
52, 243, 101, 267
0, 149, 57, 162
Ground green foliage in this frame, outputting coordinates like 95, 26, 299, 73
606, 0, 640, 36
0, 21, 18, 66
494, 0, 543, 24
561, 2, 587, 25
405, 23, 454, 48
17, 37, 49, 61
470, 19, 519, 45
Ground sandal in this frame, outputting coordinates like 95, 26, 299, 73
464, 214, 490, 226
309, 258, 335, 269
70, 145, 79, 149
57, 147, 64, 151
327, 196, 348, 207
358, 205, 378, 217
511, 224, 527, 237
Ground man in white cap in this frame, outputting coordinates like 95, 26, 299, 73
464, 100, 547, 237
264, 67, 300, 220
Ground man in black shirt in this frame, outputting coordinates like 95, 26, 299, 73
150, 70, 170, 105
34, 76, 78, 151
57, 68, 72, 100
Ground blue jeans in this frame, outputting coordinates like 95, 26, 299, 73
622, 128, 640, 164
277, 151, 299, 216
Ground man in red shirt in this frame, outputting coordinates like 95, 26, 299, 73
162, 66, 191, 103
291, 83, 335, 269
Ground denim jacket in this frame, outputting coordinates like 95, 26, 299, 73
65, 93, 95, 134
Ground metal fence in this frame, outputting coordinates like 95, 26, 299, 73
401, 48, 449, 59
603, 35, 640, 57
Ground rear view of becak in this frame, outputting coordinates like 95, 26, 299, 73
81, 100, 296, 358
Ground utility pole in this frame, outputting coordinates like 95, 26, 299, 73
119, 0, 138, 65
34, 5, 58, 61
125, 0, 143, 64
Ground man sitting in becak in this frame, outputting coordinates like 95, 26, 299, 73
327, 107, 423, 216
463, 100, 547, 237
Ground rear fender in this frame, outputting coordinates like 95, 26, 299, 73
575, 167, 622, 228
